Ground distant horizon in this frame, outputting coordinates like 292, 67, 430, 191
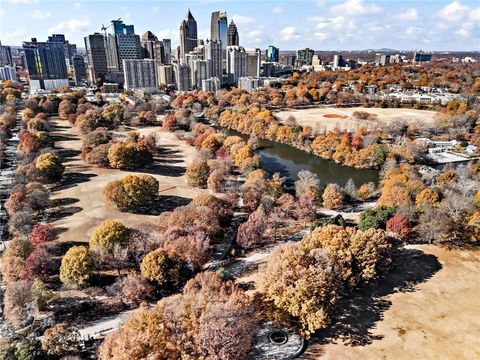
1, 0, 479, 51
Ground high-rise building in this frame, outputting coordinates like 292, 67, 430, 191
105, 34, 120, 72
238, 77, 260, 91
192, 59, 210, 89
281, 55, 296, 67
211, 11, 228, 50
374, 53, 390, 66
266, 46, 279, 62
297, 48, 314, 66
72, 55, 87, 85
179, 10, 198, 62
0, 66, 17, 81
47, 34, 77, 65
227, 20, 239, 46
413, 51, 432, 63
163, 39, 172, 64
0, 42, 14, 66
202, 77, 221, 92
115, 34, 142, 72
141, 31, 165, 63
245, 48, 261, 77
123, 59, 158, 94
23, 38, 69, 91
173, 63, 191, 91
112, 19, 135, 35
332, 54, 345, 68
84, 33, 108, 83
104, 20, 142, 73
157, 64, 174, 86
205, 39, 223, 80
226, 45, 246, 85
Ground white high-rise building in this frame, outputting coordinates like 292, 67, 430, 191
245, 48, 261, 77
192, 59, 210, 89
157, 64, 174, 86
173, 63, 191, 91
202, 76, 221, 92
123, 59, 158, 94
205, 39, 223, 81
226, 45, 246, 85
0, 66, 16, 81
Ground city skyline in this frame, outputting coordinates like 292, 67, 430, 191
0, 0, 479, 51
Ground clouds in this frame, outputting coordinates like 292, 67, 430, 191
30, 9, 51, 20
272, 6, 284, 14
393, 8, 420, 21
232, 14, 255, 25
2, 28, 28, 44
330, 0, 381, 17
48, 19, 90, 39
280, 26, 301, 41
5, 0, 38, 4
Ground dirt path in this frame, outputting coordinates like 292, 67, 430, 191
301, 244, 480, 360
48, 120, 203, 243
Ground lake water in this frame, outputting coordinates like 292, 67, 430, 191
221, 128, 379, 188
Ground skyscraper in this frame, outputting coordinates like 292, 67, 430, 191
123, 59, 158, 94
211, 11, 228, 50
266, 46, 279, 62
173, 63, 191, 91
192, 59, 210, 89
141, 31, 165, 63
23, 38, 68, 91
179, 10, 198, 62
162, 39, 172, 64
227, 20, 239, 46
205, 39, 223, 80
297, 48, 314, 66
0, 42, 13, 67
226, 45, 246, 85
157, 64, 174, 86
245, 48, 261, 77
112, 19, 135, 35
84, 33, 108, 83
47, 34, 77, 66
72, 55, 87, 85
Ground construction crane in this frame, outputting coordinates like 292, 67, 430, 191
101, 18, 122, 35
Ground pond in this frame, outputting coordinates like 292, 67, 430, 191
220, 128, 379, 188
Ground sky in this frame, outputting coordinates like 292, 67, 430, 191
0, 0, 479, 51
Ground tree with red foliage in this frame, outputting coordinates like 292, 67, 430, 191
236, 207, 267, 249
23, 246, 53, 281
163, 114, 178, 131
386, 214, 412, 240
29, 223, 55, 245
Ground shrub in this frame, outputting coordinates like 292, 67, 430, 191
359, 206, 396, 231
90, 219, 130, 252
35, 152, 64, 183
112, 273, 154, 306
259, 243, 339, 337
85, 143, 111, 167
236, 208, 267, 249
59, 246, 92, 287
3, 281, 33, 328
108, 142, 153, 169
186, 161, 210, 188
140, 248, 179, 286
29, 223, 55, 245
322, 183, 344, 209
41, 323, 81, 357
386, 214, 412, 240
15, 338, 45, 360
191, 193, 233, 225
1, 240, 32, 282
23, 246, 52, 281
104, 174, 159, 210
5, 191, 27, 216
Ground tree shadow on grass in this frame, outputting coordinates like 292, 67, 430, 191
124, 195, 191, 215
56, 148, 81, 160
302, 247, 442, 356
51, 197, 79, 207
51, 172, 97, 191
125, 162, 186, 177
46, 205, 83, 222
